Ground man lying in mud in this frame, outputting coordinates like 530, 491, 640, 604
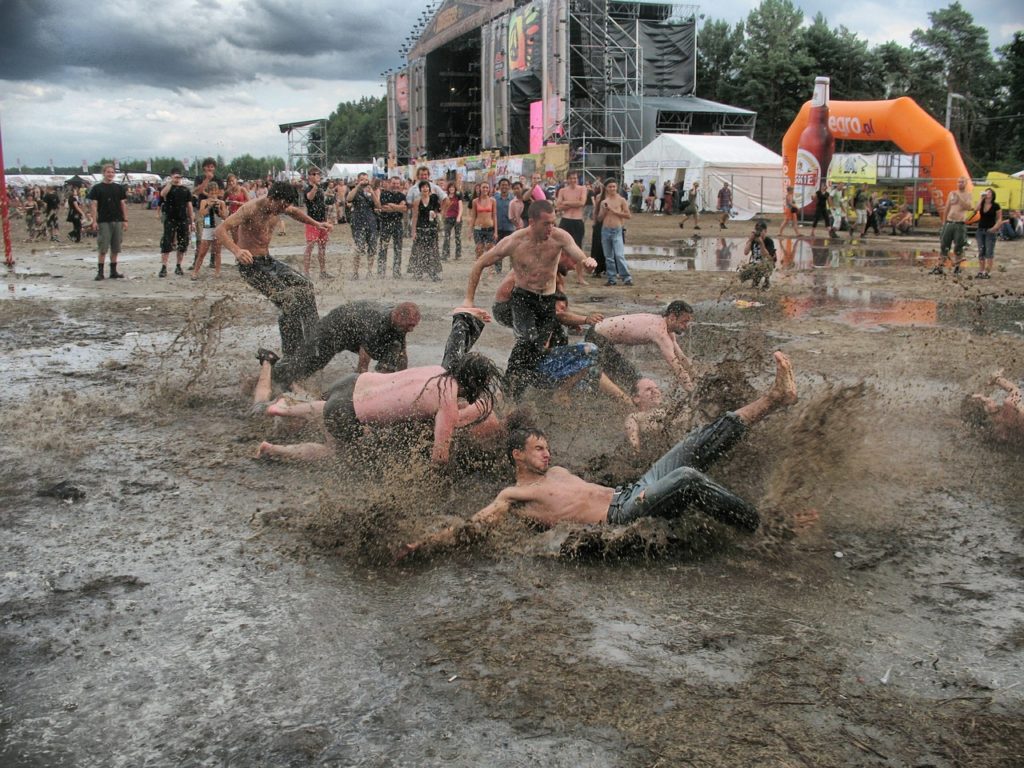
964, 370, 1024, 446
395, 351, 798, 561
216, 182, 332, 356
269, 301, 421, 390
256, 308, 505, 465
463, 200, 597, 395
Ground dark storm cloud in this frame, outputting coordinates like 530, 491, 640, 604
0, 0, 416, 90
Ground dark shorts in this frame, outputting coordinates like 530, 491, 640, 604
606, 413, 758, 532
322, 374, 361, 443
473, 228, 496, 247
161, 218, 190, 253
584, 326, 641, 391
559, 218, 585, 248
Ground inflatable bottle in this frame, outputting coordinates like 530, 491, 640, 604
794, 77, 835, 214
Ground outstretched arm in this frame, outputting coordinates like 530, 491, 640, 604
556, 230, 597, 271
286, 205, 332, 231
655, 331, 695, 390
465, 238, 515, 305
394, 490, 514, 563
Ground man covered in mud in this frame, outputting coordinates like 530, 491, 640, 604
215, 182, 332, 356
463, 199, 597, 394
269, 301, 421, 390
396, 352, 799, 560
255, 308, 505, 465
964, 370, 1024, 446
582, 301, 697, 392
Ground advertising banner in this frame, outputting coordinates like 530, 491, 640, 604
530, 101, 544, 154
828, 153, 878, 185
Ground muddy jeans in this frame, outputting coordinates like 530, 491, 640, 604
238, 256, 318, 357
506, 287, 560, 396
606, 413, 759, 532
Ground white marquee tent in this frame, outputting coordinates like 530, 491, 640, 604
327, 163, 375, 180
623, 134, 785, 218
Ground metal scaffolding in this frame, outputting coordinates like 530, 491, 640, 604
567, 0, 643, 183
278, 119, 328, 173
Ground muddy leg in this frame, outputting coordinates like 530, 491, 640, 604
255, 440, 332, 461
733, 351, 798, 426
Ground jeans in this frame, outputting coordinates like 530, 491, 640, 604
378, 220, 403, 276
606, 414, 759, 532
600, 226, 631, 282
238, 256, 318, 357
442, 218, 462, 260
976, 230, 997, 259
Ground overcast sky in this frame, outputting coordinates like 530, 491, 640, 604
0, 0, 1014, 168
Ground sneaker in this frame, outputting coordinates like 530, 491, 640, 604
159, 265, 168, 278
320, 272, 334, 280
174, 264, 184, 276
606, 279, 617, 286
720, 223, 727, 230
929, 266, 945, 276
694, 225, 701, 230
623, 279, 633, 286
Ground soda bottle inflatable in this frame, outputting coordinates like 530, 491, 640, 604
794, 77, 835, 214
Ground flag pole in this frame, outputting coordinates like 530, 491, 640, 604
0, 114, 13, 266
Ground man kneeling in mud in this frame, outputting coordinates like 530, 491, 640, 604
256, 308, 504, 465
395, 351, 798, 560
964, 369, 1024, 446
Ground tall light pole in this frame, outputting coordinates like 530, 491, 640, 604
0, 114, 13, 267
945, 92, 966, 130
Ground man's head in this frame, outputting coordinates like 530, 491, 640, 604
754, 219, 769, 235
170, 169, 182, 185
498, 178, 510, 194
531, 172, 541, 186
202, 157, 216, 172
102, 164, 116, 182
512, 181, 523, 193
390, 302, 421, 333
507, 427, 550, 474
664, 300, 694, 332
206, 182, 221, 197
958, 176, 968, 191
389, 176, 402, 191
631, 378, 663, 410
723, 181, 729, 189
307, 167, 321, 183
527, 199, 555, 239
417, 165, 431, 181
565, 172, 578, 186
267, 181, 299, 209
357, 172, 369, 187
448, 353, 504, 420
604, 179, 618, 196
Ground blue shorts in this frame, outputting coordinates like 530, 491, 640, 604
535, 343, 599, 388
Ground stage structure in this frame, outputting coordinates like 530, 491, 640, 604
279, 119, 328, 173
386, 0, 741, 182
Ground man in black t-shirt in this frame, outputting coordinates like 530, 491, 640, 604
86, 164, 128, 280
303, 167, 331, 279
271, 301, 421, 388
42, 188, 61, 241
193, 157, 224, 267
158, 169, 195, 277
378, 176, 407, 278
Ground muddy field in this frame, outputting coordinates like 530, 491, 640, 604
1, 206, 1023, 766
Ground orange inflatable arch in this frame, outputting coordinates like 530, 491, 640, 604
782, 97, 971, 203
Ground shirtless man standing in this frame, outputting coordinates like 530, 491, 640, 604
464, 199, 596, 392
932, 176, 973, 276
217, 183, 331, 357
555, 172, 589, 285
586, 300, 696, 391
396, 351, 799, 560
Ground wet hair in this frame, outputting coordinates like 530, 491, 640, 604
528, 199, 554, 220
391, 301, 420, 326
418, 353, 504, 430
202, 157, 216, 168
960, 394, 990, 427
552, 291, 568, 303
268, 181, 298, 204
664, 300, 693, 317
504, 408, 547, 465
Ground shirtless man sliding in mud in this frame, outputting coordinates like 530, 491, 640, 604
256, 308, 504, 465
584, 300, 697, 392
216, 182, 332, 356
966, 370, 1024, 446
464, 199, 596, 392
396, 351, 799, 560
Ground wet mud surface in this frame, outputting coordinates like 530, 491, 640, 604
1, 212, 1023, 766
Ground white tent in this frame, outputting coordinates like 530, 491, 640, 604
623, 134, 785, 218
327, 163, 374, 180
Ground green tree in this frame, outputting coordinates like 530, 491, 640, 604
911, 2, 994, 166
324, 96, 387, 162
993, 32, 1024, 169
800, 14, 873, 101
733, 0, 814, 151
696, 18, 744, 105
226, 154, 287, 180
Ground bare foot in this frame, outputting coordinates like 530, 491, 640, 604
266, 398, 289, 417
768, 351, 798, 406
254, 441, 273, 459
990, 368, 1005, 386
452, 306, 492, 323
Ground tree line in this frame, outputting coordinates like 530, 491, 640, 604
697, 0, 1022, 173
